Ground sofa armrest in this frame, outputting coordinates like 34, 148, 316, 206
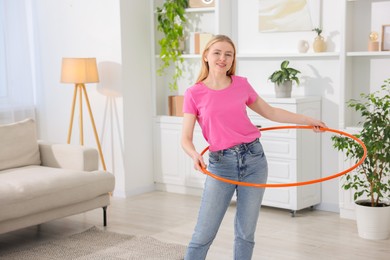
38, 141, 99, 171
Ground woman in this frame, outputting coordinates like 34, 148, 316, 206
181, 35, 326, 260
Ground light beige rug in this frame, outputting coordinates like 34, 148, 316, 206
0, 227, 186, 260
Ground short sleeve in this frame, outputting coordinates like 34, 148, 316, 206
245, 78, 259, 105
183, 88, 198, 115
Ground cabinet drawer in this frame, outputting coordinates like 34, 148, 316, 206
250, 117, 297, 139
267, 158, 296, 182
261, 138, 296, 159
263, 188, 293, 209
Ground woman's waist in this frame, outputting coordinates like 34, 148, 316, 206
211, 138, 260, 153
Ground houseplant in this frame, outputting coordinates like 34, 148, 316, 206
268, 60, 301, 98
156, 0, 187, 92
312, 27, 326, 52
332, 79, 390, 240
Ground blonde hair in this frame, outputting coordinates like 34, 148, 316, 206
196, 35, 237, 83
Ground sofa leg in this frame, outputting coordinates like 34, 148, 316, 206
103, 206, 107, 226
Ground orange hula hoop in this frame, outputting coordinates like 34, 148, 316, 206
199, 125, 367, 188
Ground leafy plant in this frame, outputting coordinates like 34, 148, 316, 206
268, 60, 301, 86
312, 27, 323, 37
332, 79, 390, 207
156, 0, 188, 92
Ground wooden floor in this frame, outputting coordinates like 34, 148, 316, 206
1, 191, 389, 259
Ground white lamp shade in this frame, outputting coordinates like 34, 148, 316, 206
61, 58, 99, 84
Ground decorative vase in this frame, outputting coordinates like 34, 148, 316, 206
297, 40, 309, 53
313, 36, 327, 52
274, 81, 292, 98
368, 41, 379, 51
355, 200, 390, 240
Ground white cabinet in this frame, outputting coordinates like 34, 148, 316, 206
153, 97, 322, 213
249, 97, 322, 213
153, 116, 208, 195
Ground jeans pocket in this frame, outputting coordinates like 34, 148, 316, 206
247, 141, 264, 156
209, 151, 221, 163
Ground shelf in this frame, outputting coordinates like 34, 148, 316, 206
236, 52, 340, 59
347, 0, 389, 2
157, 52, 341, 60
154, 115, 183, 123
346, 51, 390, 57
185, 7, 215, 13
155, 7, 215, 14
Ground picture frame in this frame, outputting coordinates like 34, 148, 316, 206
258, 0, 321, 32
381, 24, 390, 51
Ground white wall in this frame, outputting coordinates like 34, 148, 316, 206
29, 0, 382, 212
31, 0, 154, 197
119, 0, 155, 197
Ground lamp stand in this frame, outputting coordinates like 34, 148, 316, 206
67, 83, 107, 171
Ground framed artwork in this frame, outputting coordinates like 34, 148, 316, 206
258, 0, 321, 32
381, 24, 390, 51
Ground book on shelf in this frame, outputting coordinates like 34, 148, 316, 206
189, 32, 214, 54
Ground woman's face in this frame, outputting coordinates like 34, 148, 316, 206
205, 41, 234, 75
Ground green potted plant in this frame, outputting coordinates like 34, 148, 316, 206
312, 27, 326, 52
268, 60, 301, 98
332, 79, 390, 240
156, 0, 187, 92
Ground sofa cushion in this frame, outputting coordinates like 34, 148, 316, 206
0, 165, 115, 222
0, 118, 41, 171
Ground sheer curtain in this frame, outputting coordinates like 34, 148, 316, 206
0, 0, 35, 124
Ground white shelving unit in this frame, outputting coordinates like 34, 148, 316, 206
151, 0, 390, 214
338, 0, 390, 218
151, 0, 232, 117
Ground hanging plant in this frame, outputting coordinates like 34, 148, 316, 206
156, 0, 188, 92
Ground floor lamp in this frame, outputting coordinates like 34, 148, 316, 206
60, 57, 107, 171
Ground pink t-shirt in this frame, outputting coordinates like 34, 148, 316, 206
183, 75, 261, 152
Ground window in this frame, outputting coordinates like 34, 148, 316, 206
0, 8, 7, 98
0, 0, 35, 124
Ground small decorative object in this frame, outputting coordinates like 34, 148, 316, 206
368, 31, 379, 51
312, 27, 327, 52
268, 60, 301, 98
189, 0, 215, 8
168, 95, 184, 117
381, 24, 390, 51
297, 40, 309, 53
332, 79, 390, 240
189, 32, 214, 54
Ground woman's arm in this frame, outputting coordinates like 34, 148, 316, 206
181, 113, 206, 171
248, 96, 327, 131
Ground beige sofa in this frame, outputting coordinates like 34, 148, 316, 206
0, 118, 115, 234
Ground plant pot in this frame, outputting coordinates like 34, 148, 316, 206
355, 200, 390, 240
313, 36, 327, 52
274, 81, 292, 98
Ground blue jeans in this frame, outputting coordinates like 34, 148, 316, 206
185, 139, 268, 260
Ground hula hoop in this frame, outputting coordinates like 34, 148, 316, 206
199, 125, 367, 188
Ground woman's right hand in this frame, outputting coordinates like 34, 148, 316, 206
192, 152, 207, 172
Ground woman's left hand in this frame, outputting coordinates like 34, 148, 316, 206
305, 117, 327, 133
306, 117, 327, 133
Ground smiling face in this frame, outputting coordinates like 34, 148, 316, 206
196, 35, 237, 83
204, 41, 235, 76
